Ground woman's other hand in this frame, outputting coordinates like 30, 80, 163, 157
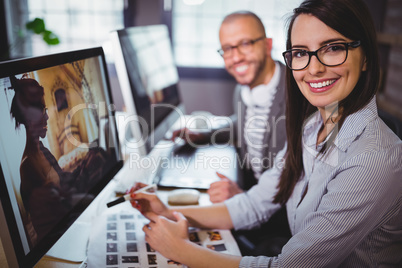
143, 211, 190, 262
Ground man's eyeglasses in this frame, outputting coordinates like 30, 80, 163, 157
282, 41, 361, 70
218, 36, 265, 58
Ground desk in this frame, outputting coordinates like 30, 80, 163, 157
0, 125, 239, 267
0, 191, 213, 268
0, 169, 217, 268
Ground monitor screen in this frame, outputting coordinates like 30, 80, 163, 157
0, 47, 123, 267
111, 24, 183, 156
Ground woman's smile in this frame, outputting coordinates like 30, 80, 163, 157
306, 78, 337, 93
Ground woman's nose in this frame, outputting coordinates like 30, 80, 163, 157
308, 55, 326, 75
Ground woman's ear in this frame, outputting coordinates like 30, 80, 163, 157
362, 56, 367, 71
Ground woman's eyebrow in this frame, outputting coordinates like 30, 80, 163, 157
319, 38, 347, 46
291, 38, 348, 49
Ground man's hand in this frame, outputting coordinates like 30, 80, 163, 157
171, 128, 210, 145
207, 172, 243, 203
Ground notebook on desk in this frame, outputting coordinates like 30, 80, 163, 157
154, 144, 238, 190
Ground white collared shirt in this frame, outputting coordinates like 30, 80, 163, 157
241, 62, 280, 179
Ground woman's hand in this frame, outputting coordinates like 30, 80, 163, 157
143, 211, 190, 262
128, 182, 172, 220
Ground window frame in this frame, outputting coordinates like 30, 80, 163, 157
161, 0, 234, 80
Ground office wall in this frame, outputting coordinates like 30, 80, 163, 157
376, 0, 402, 121
178, 78, 236, 115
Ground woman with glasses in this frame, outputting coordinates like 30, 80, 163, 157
129, 0, 401, 267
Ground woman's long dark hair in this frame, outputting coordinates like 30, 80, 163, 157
273, 0, 380, 204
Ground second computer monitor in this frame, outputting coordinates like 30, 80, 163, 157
111, 24, 183, 156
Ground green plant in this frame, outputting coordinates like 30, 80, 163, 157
1, 17, 60, 60
25, 18, 60, 45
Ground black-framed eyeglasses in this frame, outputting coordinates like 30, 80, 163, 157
282, 41, 361, 70
217, 36, 265, 58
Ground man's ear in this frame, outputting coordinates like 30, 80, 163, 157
265, 37, 273, 55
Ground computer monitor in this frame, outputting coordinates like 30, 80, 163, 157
0, 47, 123, 267
110, 24, 184, 156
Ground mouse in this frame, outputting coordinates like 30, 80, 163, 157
167, 189, 200, 205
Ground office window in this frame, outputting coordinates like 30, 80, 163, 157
25, 0, 124, 57
171, 0, 303, 68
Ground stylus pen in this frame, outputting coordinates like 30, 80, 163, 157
106, 184, 157, 208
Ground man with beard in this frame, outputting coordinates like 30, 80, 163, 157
174, 11, 287, 203
173, 12, 289, 256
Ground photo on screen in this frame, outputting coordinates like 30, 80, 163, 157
0, 55, 117, 253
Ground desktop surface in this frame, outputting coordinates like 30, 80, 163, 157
0, 152, 240, 268
0, 186, 235, 268
0, 110, 241, 267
